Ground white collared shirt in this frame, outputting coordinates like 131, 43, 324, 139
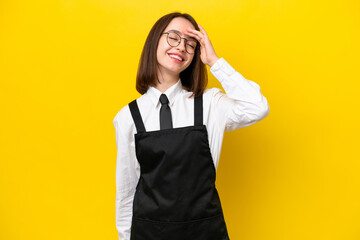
113, 57, 270, 240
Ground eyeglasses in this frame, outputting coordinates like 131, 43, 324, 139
162, 31, 198, 54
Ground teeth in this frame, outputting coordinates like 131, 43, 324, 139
169, 54, 183, 61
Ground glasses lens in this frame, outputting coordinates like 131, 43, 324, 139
166, 32, 197, 54
167, 32, 181, 47
186, 40, 197, 54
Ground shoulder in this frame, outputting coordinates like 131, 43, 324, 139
113, 104, 131, 130
175, 88, 225, 105
203, 87, 223, 95
113, 92, 148, 119
113, 94, 146, 130
203, 87, 224, 101
200, 88, 225, 113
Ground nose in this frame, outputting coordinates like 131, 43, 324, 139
175, 38, 187, 53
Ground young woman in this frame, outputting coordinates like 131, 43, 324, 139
113, 12, 270, 240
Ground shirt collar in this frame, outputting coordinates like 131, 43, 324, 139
146, 78, 183, 108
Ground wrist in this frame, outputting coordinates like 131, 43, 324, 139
209, 56, 220, 67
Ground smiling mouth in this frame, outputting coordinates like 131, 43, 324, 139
168, 54, 184, 62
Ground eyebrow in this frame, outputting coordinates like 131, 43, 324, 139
168, 29, 197, 41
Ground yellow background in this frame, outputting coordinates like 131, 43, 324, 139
1, 0, 359, 239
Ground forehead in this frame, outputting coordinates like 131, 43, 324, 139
164, 17, 195, 38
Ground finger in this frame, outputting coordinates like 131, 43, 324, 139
184, 32, 202, 43
185, 28, 203, 39
188, 33, 206, 46
198, 23, 206, 34
185, 28, 206, 42
186, 27, 203, 35
186, 34, 202, 44
197, 24, 208, 38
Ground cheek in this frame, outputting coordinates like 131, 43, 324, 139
157, 44, 168, 61
159, 40, 171, 52
156, 41, 166, 55
186, 56, 195, 66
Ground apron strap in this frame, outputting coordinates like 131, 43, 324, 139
129, 93, 203, 132
194, 94, 203, 126
128, 99, 146, 134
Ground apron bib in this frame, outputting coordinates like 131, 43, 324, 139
128, 94, 230, 240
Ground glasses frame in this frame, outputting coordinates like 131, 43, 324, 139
162, 31, 199, 54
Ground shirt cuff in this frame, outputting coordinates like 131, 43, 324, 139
209, 57, 236, 82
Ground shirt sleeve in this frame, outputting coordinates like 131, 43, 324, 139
113, 107, 140, 240
209, 57, 270, 132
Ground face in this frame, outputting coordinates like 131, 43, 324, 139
156, 17, 197, 78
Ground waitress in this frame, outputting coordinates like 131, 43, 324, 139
113, 12, 270, 240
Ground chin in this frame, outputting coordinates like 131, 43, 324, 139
166, 65, 184, 74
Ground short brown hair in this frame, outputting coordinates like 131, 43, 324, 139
136, 12, 207, 98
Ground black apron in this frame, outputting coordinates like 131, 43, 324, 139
128, 94, 230, 240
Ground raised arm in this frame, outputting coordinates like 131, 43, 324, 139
185, 24, 269, 132
209, 58, 270, 132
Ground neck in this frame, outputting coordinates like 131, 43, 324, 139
155, 70, 179, 93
